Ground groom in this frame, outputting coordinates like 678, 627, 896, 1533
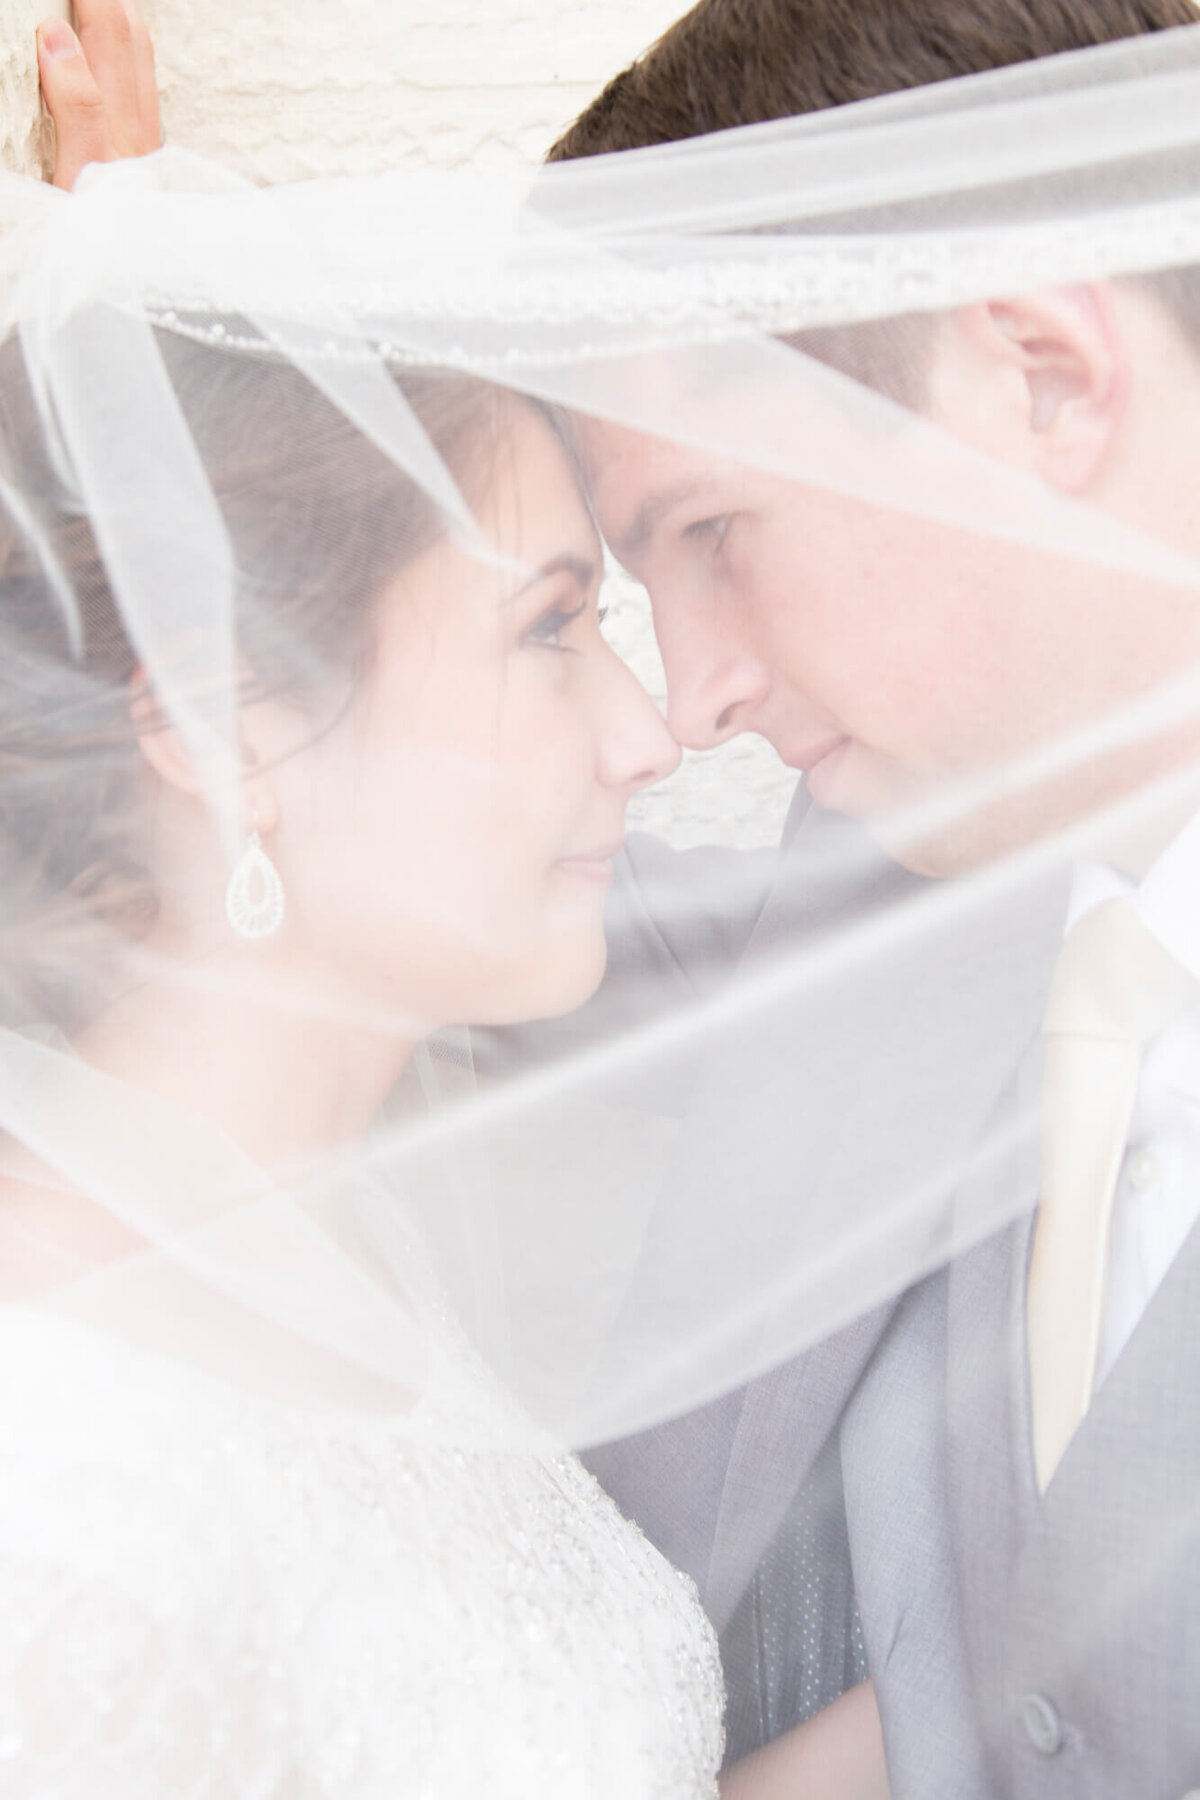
536, 1, 1200, 1795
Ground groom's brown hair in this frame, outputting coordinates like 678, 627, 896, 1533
548, 0, 1198, 160
549, 0, 1200, 398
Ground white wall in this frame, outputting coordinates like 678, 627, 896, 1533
150, 0, 692, 181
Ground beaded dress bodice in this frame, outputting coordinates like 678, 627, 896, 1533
0, 1304, 723, 1796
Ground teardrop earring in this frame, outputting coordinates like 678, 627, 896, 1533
225, 815, 285, 941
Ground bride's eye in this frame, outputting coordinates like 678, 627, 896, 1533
524, 597, 588, 652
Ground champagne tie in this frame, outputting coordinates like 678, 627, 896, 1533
1027, 897, 1195, 1493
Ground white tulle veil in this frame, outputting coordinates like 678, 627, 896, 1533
5, 25, 1200, 1457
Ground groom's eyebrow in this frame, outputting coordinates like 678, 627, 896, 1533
615, 481, 706, 564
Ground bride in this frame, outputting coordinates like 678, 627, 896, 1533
0, 183, 741, 1794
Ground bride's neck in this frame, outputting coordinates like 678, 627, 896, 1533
73, 948, 421, 1168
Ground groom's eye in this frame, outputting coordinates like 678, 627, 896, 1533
682, 514, 733, 555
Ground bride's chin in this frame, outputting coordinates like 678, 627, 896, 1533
496, 926, 609, 1026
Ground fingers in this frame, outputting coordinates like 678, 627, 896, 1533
74, 0, 159, 157
37, 0, 163, 191
37, 18, 112, 191
122, 0, 162, 154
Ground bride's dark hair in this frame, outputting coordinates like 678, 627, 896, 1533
0, 326, 505, 1033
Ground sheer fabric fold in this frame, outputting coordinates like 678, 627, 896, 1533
1, 32, 1199, 1456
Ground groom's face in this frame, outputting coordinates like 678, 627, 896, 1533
580, 374, 1200, 876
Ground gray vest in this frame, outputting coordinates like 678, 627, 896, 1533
842, 1029, 1200, 1799
947, 1204, 1200, 1797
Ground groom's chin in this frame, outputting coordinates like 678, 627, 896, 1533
873, 801, 1057, 881
871, 818, 995, 880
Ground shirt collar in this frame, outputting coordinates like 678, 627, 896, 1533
1067, 805, 1200, 986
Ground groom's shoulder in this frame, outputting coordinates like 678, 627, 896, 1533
614, 828, 778, 991
616, 783, 915, 980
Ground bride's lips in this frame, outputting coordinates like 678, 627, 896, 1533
798, 735, 851, 804
554, 841, 624, 884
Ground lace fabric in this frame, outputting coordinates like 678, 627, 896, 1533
0, 1301, 723, 1798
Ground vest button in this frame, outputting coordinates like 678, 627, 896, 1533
1127, 1146, 1162, 1191
1020, 1693, 1063, 1756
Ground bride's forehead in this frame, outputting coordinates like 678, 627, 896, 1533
473, 406, 596, 534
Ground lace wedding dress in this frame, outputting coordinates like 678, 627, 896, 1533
0, 1294, 724, 1796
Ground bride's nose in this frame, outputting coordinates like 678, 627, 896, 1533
595, 653, 682, 794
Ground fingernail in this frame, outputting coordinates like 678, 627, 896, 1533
38, 18, 80, 59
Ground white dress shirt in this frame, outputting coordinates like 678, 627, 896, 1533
1065, 807, 1200, 1387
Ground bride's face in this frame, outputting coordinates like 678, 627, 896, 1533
262, 403, 679, 1029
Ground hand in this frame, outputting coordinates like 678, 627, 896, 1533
37, 0, 162, 191
719, 1681, 890, 1800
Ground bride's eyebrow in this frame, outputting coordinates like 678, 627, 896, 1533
509, 553, 598, 600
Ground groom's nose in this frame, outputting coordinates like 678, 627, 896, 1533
658, 613, 772, 751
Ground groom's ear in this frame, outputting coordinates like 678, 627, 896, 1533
931, 284, 1130, 493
